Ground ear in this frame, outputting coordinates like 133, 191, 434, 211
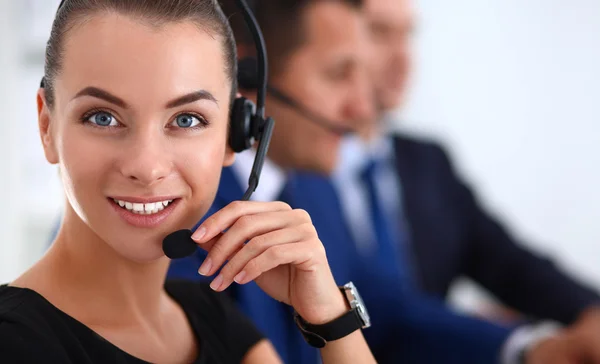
37, 88, 59, 164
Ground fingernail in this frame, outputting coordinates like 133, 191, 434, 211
210, 274, 223, 291
198, 258, 212, 276
192, 227, 206, 241
234, 271, 247, 284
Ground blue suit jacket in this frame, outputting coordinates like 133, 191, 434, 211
391, 134, 599, 324
169, 167, 515, 364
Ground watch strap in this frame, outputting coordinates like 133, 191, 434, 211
294, 308, 364, 348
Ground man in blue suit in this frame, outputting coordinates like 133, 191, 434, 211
328, 0, 600, 362
168, 1, 600, 364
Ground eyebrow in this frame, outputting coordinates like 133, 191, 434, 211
73, 87, 128, 108
165, 90, 218, 109
73, 87, 219, 109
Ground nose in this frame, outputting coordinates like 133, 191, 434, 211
343, 71, 376, 125
119, 129, 171, 186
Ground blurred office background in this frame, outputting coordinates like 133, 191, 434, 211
1, 0, 599, 314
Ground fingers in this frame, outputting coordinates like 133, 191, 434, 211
211, 237, 321, 292
198, 210, 310, 276
207, 223, 319, 290
238, 238, 322, 283
192, 200, 293, 242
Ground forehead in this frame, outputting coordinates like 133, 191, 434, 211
366, 0, 413, 28
58, 13, 229, 103
301, 2, 368, 61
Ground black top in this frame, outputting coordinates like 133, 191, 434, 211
0, 280, 264, 363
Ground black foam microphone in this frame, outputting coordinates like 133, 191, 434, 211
162, 230, 195, 259
162, 0, 272, 259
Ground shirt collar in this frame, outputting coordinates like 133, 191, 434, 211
230, 148, 287, 202
334, 134, 395, 179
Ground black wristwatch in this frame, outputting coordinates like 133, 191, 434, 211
294, 282, 371, 348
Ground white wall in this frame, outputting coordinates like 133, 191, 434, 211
0, 0, 63, 283
397, 0, 600, 306
0, 0, 24, 282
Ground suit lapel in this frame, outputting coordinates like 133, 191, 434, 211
290, 173, 359, 285
393, 136, 428, 289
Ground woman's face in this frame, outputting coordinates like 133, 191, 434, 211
38, 13, 235, 262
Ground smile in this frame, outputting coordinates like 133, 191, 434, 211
113, 199, 175, 215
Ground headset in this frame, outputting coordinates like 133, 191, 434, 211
41, 0, 275, 259
237, 58, 353, 136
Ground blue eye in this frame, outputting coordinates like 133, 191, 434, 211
87, 111, 118, 127
173, 114, 203, 128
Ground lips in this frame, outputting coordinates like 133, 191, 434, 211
112, 198, 174, 215
108, 197, 181, 228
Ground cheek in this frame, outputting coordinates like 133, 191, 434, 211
57, 128, 114, 216
176, 135, 228, 215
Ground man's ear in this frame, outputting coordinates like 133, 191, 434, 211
37, 88, 59, 164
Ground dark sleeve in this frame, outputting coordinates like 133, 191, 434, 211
433, 144, 600, 324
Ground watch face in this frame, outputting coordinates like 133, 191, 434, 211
345, 282, 371, 328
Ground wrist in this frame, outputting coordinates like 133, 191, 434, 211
294, 282, 371, 349
300, 288, 350, 325
501, 322, 561, 364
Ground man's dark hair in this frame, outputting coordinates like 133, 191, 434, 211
220, 0, 363, 76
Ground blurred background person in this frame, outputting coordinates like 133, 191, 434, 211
322, 0, 600, 361
359, 0, 600, 324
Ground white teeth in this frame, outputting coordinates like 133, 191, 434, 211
113, 199, 174, 215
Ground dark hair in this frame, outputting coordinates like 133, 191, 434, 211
43, 0, 238, 109
220, 0, 363, 76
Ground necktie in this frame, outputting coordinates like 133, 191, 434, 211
360, 158, 412, 289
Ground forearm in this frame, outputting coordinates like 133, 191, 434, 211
320, 330, 376, 364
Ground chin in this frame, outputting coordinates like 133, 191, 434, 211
103, 232, 169, 263
308, 155, 336, 176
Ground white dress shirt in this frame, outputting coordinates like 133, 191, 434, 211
230, 148, 286, 202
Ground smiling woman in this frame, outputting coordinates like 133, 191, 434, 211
0, 1, 376, 363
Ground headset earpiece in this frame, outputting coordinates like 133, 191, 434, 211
229, 96, 256, 153
229, 56, 260, 153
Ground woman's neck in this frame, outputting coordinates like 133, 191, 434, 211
14, 206, 172, 328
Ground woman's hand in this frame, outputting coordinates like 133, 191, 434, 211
191, 201, 348, 324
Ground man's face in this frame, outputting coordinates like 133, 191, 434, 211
265, 2, 373, 174
366, 0, 414, 112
